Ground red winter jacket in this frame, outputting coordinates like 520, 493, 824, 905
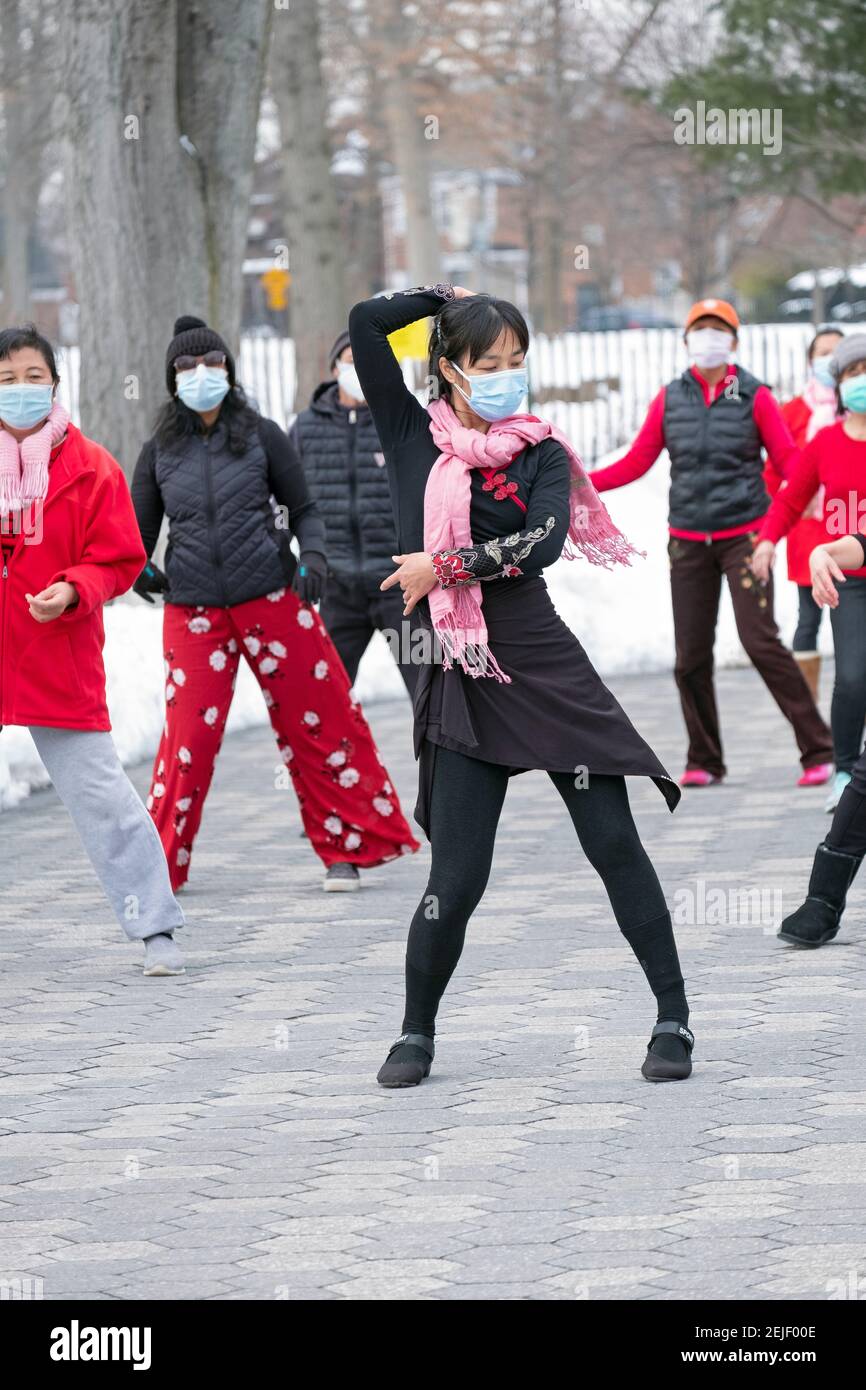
762, 396, 827, 585
758, 420, 866, 580
0, 423, 145, 731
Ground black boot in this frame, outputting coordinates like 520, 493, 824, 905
777, 842, 863, 948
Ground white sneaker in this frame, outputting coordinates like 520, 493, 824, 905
825, 770, 852, 813
143, 933, 186, 976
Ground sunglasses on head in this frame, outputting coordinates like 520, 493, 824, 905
174, 351, 227, 372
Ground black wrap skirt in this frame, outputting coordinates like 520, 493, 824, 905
411, 574, 680, 837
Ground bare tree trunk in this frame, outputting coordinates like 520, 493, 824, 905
59, 0, 269, 472
177, 1, 271, 350
369, 0, 440, 286
537, 0, 568, 332
352, 161, 385, 301
270, 0, 348, 407
0, 0, 51, 323
1, 132, 31, 324
811, 275, 826, 323
525, 169, 544, 328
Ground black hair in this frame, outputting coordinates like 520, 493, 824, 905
427, 294, 529, 403
153, 381, 259, 455
0, 322, 60, 383
807, 323, 843, 362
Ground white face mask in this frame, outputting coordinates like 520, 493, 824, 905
686, 327, 735, 370
337, 362, 364, 402
810, 354, 836, 389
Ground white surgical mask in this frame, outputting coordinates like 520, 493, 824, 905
337, 362, 364, 402
686, 327, 735, 370
811, 354, 836, 389
176, 364, 230, 412
449, 362, 528, 422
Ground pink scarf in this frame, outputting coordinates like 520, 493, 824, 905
0, 402, 69, 515
425, 398, 642, 683
803, 374, 838, 443
800, 376, 837, 519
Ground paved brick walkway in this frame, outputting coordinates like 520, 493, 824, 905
2, 664, 865, 1301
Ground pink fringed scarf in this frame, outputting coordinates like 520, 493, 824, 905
425, 397, 643, 683
0, 402, 69, 515
800, 377, 837, 518
803, 374, 838, 443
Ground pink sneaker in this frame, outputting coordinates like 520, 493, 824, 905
797, 762, 833, 787
679, 770, 723, 788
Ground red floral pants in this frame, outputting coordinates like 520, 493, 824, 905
146, 587, 419, 889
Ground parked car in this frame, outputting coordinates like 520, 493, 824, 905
576, 306, 678, 331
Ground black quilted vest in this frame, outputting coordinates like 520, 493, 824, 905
154, 419, 296, 607
664, 366, 770, 533
294, 382, 397, 594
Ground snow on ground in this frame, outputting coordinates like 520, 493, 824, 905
351, 446, 831, 693
0, 602, 275, 811
0, 448, 830, 811
548, 448, 831, 677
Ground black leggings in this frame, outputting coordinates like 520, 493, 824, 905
402, 745, 687, 1037
793, 584, 823, 653
826, 743, 866, 857
828, 576, 866, 772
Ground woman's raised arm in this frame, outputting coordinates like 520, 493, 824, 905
348, 284, 456, 450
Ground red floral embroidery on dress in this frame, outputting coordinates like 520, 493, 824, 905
432, 517, 556, 588
480, 467, 524, 509
432, 551, 475, 587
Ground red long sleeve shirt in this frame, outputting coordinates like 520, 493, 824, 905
758, 420, 866, 578
591, 368, 800, 540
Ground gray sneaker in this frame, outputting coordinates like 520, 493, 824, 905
324, 863, 361, 892
143, 933, 185, 976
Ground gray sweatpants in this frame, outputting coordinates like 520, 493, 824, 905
29, 726, 185, 943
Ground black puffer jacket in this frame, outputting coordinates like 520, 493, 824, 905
664, 366, 770, 532
131, 414, 326, 607
290, 381, 398, 596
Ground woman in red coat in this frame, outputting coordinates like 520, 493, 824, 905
763, 325, 842, 703
754, 333, 866, 813
0, 324, 185, 975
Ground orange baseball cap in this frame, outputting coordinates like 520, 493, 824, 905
684, 298, 740, 333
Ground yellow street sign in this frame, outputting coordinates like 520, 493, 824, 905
387, 317, 431, 362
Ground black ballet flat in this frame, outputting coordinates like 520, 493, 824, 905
641, 1021, 695, 1082
377, 1033, 435, 1088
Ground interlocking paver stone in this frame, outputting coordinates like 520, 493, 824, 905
2, 664, 865, 1299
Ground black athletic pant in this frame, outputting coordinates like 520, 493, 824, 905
402, 745, 688, 1038
828, 576, 866, 773
668, 532, 831, 777
793, 584, 823, 653
320, 579, 418, 697
826, 741, 866, 858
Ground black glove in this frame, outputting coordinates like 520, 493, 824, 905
133, 560, 170, 604
292, 551, 328, 605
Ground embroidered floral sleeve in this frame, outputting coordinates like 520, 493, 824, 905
388, 283, 455, 301
432, 517, 557, 587
431, 440, 574, 588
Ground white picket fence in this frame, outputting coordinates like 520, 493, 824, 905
531, 321, 863, 464
57, 321, 860, 466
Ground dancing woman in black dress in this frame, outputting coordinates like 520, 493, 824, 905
349, 283, 695, 1086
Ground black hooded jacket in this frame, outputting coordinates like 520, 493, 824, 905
290, 381, 398, 596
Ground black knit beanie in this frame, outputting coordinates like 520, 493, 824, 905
166, 315, 236, 393
328, 329, 351, 370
